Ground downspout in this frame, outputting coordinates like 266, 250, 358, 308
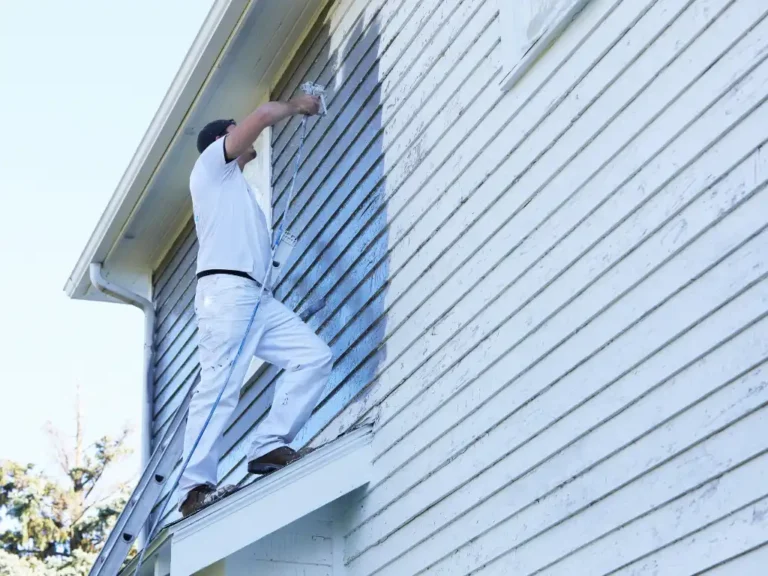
89, 263, 155, 544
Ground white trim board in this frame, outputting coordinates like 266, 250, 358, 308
170, 426, 372, 576
497, 0, 592, 91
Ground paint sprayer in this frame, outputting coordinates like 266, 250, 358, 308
300, 81, 328, 116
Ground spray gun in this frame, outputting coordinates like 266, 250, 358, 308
300, 81, 328, 116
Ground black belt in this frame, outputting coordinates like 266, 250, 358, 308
196, 269, 263, 288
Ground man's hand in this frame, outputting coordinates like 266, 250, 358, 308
289, 94, 322, 116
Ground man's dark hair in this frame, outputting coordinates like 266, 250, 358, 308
197, 119, 235, 153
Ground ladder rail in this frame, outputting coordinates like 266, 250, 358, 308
88, 384, 193, 576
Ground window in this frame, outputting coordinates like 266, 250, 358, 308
497, 0, 591, 91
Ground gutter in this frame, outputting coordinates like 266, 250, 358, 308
89, 263, 156, 543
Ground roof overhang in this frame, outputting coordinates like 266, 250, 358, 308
121, 426, 373, 576
65, 0, 328, 302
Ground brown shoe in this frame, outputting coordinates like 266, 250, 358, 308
179, 484, 215, 518
247, 447, 299, 475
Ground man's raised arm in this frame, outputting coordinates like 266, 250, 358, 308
224, 94, 321, 161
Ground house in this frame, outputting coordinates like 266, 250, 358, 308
65, 0, 768, 574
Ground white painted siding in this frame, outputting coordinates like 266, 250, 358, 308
150, 0, 768, 571
269, 0, 768, 573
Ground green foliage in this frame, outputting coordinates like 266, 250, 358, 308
0, 549, 95, 576
0, 396, 133, 576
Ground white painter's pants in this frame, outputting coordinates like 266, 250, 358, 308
178, 275, 333, 499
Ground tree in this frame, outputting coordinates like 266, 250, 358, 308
0, 391, 134, 576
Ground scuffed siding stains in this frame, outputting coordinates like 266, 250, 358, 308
657, 536, 768, 575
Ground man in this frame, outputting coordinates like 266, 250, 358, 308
178, 94, 333, 518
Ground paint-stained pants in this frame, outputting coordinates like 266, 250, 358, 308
178, 275, 333, 501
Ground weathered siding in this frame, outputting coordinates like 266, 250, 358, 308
266, 0, 768, 573
150, 0, 768, 572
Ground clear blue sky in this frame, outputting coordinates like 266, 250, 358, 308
0, 0, 214, 482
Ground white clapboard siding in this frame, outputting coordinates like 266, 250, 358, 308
147, 0, 768, 571
298, 0, 766, 572
340, 0, 768, 534
351, 0, 766, 454
350, 9, 768, 542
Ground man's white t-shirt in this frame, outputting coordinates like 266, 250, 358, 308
190, 137, 272, 282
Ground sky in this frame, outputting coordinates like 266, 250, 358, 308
0, 0, 214, 484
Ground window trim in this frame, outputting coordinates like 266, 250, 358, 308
498, 0, 591, 92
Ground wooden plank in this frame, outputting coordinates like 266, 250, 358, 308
607, 507, 768, 575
